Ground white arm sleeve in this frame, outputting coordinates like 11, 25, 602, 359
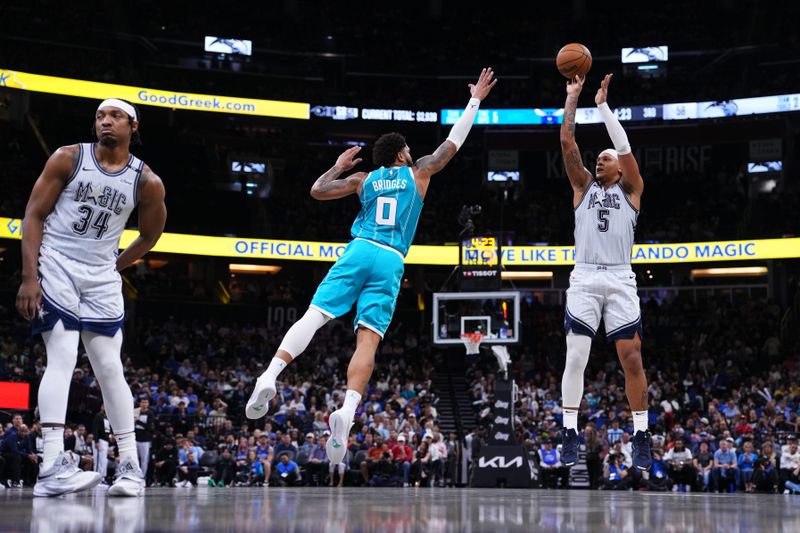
446, 97, 481, 150
597, 102, 631, 155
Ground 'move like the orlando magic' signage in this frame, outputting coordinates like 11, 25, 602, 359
2, 217, 798, 266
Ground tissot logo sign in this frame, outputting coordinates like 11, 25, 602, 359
478, 456, 523, 468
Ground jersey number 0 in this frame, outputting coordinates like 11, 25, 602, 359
376, 197, 397, 226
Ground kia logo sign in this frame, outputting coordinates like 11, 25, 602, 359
478, 456, 524, 468
493, 432, 510, 441
494, 416, 509, 424
495, 401, 509, 409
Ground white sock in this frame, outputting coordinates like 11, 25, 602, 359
115, 431, 139, 467
263, 358, 287, 383
633, 411, 648, 433
563, 409, 578, 432
340, 390, 362, 416
42, 426, 65, 470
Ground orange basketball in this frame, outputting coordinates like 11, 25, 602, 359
556, 43, 592, 79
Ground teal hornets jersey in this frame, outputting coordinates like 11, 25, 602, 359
350, 166, 424, 256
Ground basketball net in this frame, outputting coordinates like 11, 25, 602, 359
460, 332, 484, 355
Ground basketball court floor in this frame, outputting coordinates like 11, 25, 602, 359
2, 487, 796, 532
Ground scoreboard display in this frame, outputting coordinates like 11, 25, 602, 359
459, 235, 501, 290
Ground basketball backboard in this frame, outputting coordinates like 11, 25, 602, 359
432, 291, 520, 345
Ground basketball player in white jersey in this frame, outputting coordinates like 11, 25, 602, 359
559, 74, 651, 470
247, 69, 497, 466
16, 99, 166, 496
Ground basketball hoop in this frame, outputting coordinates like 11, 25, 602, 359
460, 332, 484, 355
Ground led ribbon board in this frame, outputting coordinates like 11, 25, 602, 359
0, 68, 309, 120
2, 218, 798, 265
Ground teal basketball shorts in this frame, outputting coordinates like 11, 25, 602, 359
310, 238, 405, 338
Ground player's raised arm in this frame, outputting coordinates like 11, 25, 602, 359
116, 166, 167, 272
595, 73, 644, 199
414, 67, 497, 180
16, 145, 79, 320
560, 76, 593, 204
310, 146, 367, 201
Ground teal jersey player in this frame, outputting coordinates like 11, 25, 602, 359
247, 68, 497, 467
350, 165, 424, 257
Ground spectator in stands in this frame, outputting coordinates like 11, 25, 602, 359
135, 398, 156, 486
445, 432, 460, 488
273, 434, 297, 464
299, 433, 316, 456
177, 451, 200, 487
368, 452, 400, 487
693, 441, 714, 492
752, 453, 780, 493
410, 441, 432, 487
312, 412, 328, 437
243, 450, 265, 486
91, 404, 110, 483
361, 435, 389, 485
429, 433, 448, 487
584, 424, 604, 490
645, 449, 671, 491
208, 447, 235, 487
391, 434, 413, 487
712, 438, 739, 493
273, 452, 299, 487
606, 420, 624, 445
738, 441, 758, 492
306, 434, 329, 486
538, 439, 568, 489
178, 437, 204, 464
779, 436, 800, 493
665, 437, 695, 492
602, 454, 631, 491
153, 439, 178, 487
1, 416, 37, 487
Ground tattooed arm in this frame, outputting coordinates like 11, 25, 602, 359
560, 76, 593, 208
310, 146, 367, 201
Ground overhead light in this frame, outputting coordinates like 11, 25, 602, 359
501, 271, 553, 280
691, 266, 768, 278
229, 264, 282, 275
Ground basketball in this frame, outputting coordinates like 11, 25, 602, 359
556, 43, 592, 79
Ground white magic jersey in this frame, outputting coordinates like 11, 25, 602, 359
573, 180, 638, 266
41, 143, 143, 266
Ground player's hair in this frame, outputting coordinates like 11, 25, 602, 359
373, 132, 407, 167
91, 99, 142, 146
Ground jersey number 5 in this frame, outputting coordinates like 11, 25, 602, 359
597, 209, 609, 232
376, 197, 397, 226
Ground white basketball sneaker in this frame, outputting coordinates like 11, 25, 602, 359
33, 451, 102, 497
246, 374, 277, 419
326, 410, 353, 465
108, 456, 145, 497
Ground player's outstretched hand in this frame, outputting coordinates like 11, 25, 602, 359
334, 146, 363, 172
566, 75, 585, 97
468, 68, 497, 101
16, 279, 41, 321
595, 73, 612, 106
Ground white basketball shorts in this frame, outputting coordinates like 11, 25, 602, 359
564, 264, 642, 341
32, 244, 124, 337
